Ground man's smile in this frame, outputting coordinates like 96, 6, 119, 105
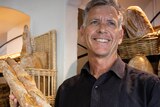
93, 38, 111, 43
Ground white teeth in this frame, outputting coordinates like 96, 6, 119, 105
95, 38, 109, 43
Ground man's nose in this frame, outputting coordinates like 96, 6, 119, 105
98, 23, 107, 33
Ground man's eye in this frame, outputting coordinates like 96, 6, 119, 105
108, 21, 116, 26
107, 21, 116, 26
90, 20, 99, 25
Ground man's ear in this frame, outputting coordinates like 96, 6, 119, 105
118, 28, 124, 45
79, 26, 85, 43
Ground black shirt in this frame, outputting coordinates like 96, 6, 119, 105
55, 58, 160, 107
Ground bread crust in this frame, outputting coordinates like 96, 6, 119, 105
0, 60, 38, 107
124, 6, 154, 38
0, 58, 51, 107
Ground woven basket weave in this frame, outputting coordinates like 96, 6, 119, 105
118, 31, 160, 59
28, 30, 57, 106
33, 30, 56, 70
26, 68, 56, 106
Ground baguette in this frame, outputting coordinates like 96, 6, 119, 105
0, 60, 38, 107
21, 25, 33, 56
20, 25, 43, 69
6, 57, 51, 107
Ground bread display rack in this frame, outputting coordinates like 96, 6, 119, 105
25, 29, 57, 106
118, 31, 160, 59
118, 6, 160, 59
26, 68, 56, 105
0, 28, 57, 107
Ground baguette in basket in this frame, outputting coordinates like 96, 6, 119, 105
0, 58, 51, 107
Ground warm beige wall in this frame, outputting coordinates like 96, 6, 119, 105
0, 32, 7, 55
144, 0, 160, 27
7, 20, 30, 55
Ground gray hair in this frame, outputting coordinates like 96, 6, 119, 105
82, 0, 123, 28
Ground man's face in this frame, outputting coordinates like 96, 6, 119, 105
81, 5, 123, 58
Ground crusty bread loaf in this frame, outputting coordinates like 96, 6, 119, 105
20, 54, 43, 69
20, 52, 47, 69
0, 58, 51, 107
124, 6, 154, 38
5, 57, 51, 107
0, 60, 39, 107
128, 54, 154, 74
20, 25, 44, 69
21, 25, 33, 56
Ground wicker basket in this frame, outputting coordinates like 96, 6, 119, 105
33, 30, 57, 70
118, 31, 160, 59
25, 68, 56, 106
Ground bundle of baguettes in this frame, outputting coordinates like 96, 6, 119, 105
0, 57, 51, 107
124, 6, 154, 38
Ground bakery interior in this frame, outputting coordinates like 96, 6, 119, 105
0, 0, 160, 106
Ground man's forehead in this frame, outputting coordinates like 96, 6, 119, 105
87, 5, 119, 19
89, 5, 119, 15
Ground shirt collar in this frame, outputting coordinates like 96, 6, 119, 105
110, 57, 126, 79
81, 57, 126, 79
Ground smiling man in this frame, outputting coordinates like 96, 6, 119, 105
80, 1, 123, 79
55, 0, 160, 107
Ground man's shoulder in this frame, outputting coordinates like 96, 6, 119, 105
126, 64, 160, 83
59, 74, 81, 90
